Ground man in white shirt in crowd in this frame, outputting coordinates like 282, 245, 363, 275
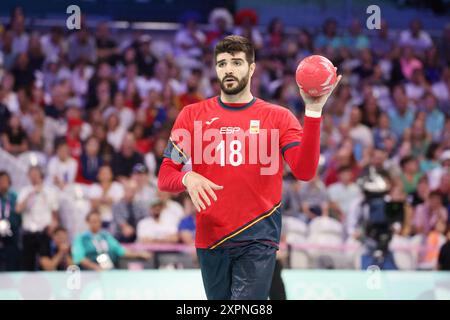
156, 190, 184, 228
327, 165, 363, 223
131, 163, 157, 209
46, 139, 78, 190
137, 199, 178, 244
16, 166, 59, 271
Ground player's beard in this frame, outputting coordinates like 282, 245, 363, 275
220, 71, 250, 95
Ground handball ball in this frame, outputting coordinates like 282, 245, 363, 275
295, 55, 337, 97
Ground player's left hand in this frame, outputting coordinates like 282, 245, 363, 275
300, 73, 342, 114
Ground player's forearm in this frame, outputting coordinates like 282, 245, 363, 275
157, 158, 187, 193
284, 115, 321, 181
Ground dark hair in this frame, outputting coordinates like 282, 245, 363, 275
400, 156, 415, 168
85, 210, 101, 222
425, 142, 440, 160
429, 191, 443, 202
53, 226, 67, 235
0, 171, 11, 185
214, 35, 255, 65
337, 165, 352, 174
28, 165, 44, 178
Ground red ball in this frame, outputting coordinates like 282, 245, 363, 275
295, 55, 337, 97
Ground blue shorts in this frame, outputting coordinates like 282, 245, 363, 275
197, 242, 277, 300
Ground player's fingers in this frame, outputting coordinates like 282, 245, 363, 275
188, 190, 202, 212
198, 188, 211, 206
208, 181, 224, 190
204, 185, 218, 201
191, 189, 206, 210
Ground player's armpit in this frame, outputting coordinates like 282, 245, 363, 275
157, 158, 187, 193
283, 116, 322, 181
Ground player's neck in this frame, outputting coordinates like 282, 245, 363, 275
220, 89, 254, 104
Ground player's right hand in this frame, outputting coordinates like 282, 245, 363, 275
182, 171, 223, 212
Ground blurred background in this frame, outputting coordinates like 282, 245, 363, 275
0, 0, 449, 299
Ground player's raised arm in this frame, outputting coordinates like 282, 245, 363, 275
282, 57, 342, 181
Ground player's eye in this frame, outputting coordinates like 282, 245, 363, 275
233, 61, 242, 66
218, 62, 226, 68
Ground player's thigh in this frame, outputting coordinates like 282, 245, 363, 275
230, 244, 277, 300
197, 248, 232, 300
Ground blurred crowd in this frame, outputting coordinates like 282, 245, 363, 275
0, 6, 449, 272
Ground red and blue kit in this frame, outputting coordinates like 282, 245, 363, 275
158, 96, 321, 249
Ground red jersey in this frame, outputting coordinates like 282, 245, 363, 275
160, 96, 321, 249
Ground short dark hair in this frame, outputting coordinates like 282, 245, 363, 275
53, 226, 67, 236
214, 35, 255, 65
429, 191, 443, 202
337, 165, 352, 174
86, 210, 101, 222
400, 156, 415, 168
0, 171, 11, 185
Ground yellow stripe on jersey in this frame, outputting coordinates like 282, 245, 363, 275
170, 137, 189, 160
209, 202, 282, 250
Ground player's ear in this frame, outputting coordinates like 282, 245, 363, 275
249, 62, 256, 77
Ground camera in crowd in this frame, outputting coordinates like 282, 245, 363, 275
358, 166, 405, 269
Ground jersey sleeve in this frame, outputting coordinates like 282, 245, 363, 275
162, 106, 193, 165
278, 108, 304, 157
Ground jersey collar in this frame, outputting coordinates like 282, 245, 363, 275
217, 96, 257, 111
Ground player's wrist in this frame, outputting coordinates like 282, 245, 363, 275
305, 108, 322, 118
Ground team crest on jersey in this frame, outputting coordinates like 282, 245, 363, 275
249, 120, 260, 134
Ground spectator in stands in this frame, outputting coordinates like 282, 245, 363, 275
131, 163, 157, 208
206, 8, 234, 48
342, 19, 370, 51
137, 199, 178, 244
399, 156, 423, 195
156, 190, 184, 227
349, 107, 374, 149
314, 18, 342, 50
428, 149, 450, 190
174, 11, 206, 70
72, 210, 150, 270
112, 179, 147, 243
0, 171, 21, 271
1, 114, 28, 156
423, 93, 445, 141
39, 227, 73, 271
233, 9, 263, 50
95, 22, 119, 66
388, 85, 415, 138
111, 133, 144, 180
16, 166, 59, 271
46, 139, 78, 190
67, 26, 96, 65
327, 165, 362, 222
10, 11, 28, 55
399, 19, 433, 55
78, 136, 103, 184
371, 20, 395, 58
88, 165, 124, 228
413, 191, 448, 236
420, 142, 442, 174
264, 18, 285, 56
1, 30, 16, 71
106, 113, 127, 152
135, 34, 157, 78
40, 26, 65, 62
175, 71, 204, 110
299, 174, 330, 222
